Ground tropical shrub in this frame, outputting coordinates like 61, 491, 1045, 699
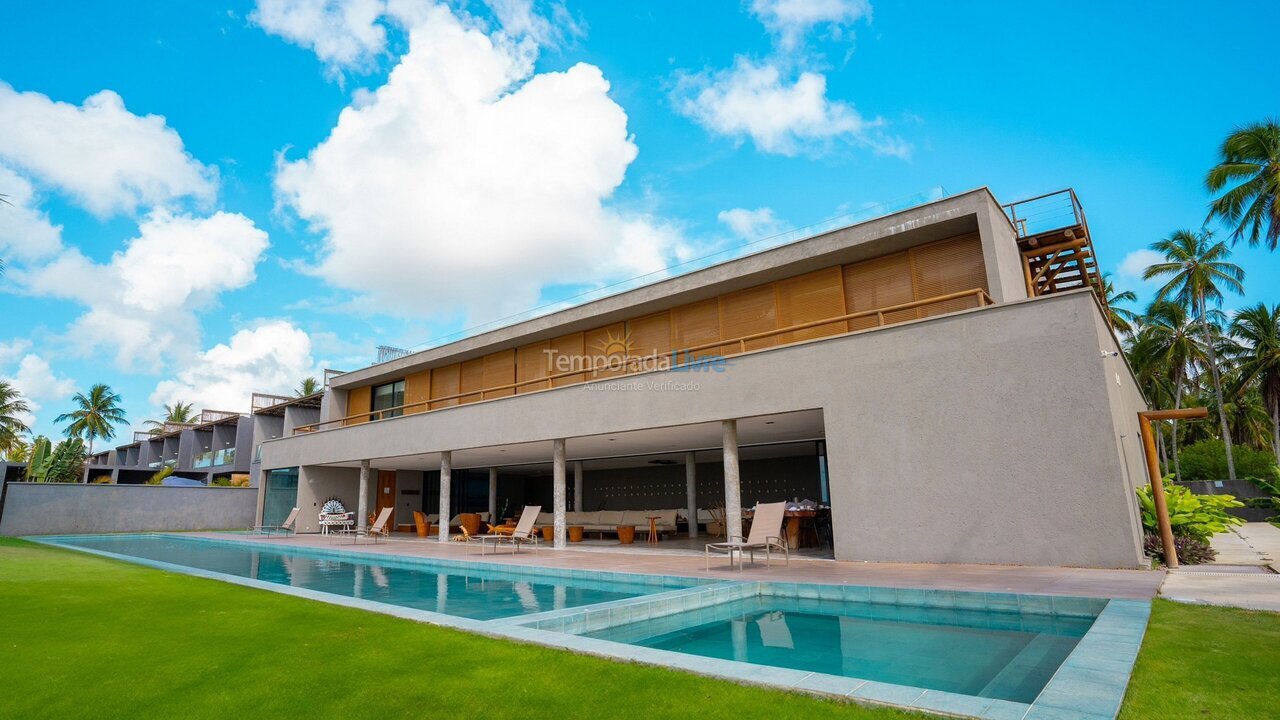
23, 436, 87, 483
147, 467, 174, 485
1143, 531, 1217, 565
90, 475, 112, 484
1136, 475, 1245, 541
1178, 439, 1278, 481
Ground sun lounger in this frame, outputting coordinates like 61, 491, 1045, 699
705, 501, 789, 570
469, 505, 541, 555
249, 507, 298, 536
351, 507, 394, 544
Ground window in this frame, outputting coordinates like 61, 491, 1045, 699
371, 380, 406, 419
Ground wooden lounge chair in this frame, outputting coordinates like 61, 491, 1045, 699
705, 501, 789, 570
469, 505, 541, 555
249, 507, 298, 536
352, 507, 394, 544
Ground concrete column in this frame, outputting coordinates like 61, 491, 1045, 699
573, 460, 584, 511
722, 419, 743, 540
685, 451, 698, 538
438, 451, 451, 543
357, 459, 370, 531
488, 467, 498, 522
553, 438, 567, 549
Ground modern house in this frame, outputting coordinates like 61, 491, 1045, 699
245, 187, 1148, 568
83, 410, 257, 485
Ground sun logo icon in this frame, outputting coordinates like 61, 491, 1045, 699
594, 328, 633, 357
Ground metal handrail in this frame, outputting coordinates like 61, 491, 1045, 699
292, 288, 994, 435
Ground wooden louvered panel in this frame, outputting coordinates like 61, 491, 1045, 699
482, 349, 516, 399
344, 386, 371, 425
458, 358, 484, 404
626, 312, 672, 368
671, 298, 721, 355
549, 332, 584, 387
516, 341, 550, 393
774, 267, 846, 343
842, 251, 917, 330
403, 370, 431, 415
910, 233, 987, 317
429, 364, 460, 409
583, 323, 626, 379
718, 284, 777, 354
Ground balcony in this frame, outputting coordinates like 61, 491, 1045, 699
1002, 189, 1105, 301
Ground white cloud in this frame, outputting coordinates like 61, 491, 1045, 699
718, 207, 786, 240
151, 320, 318, 412
484, 0, 581, 48
674, 57, 906, 157
251, 0, 389, 73
2, 353, 76, 430
750, 0, 872, 50
0, 82, 217, 217
0, 165, 63, 261
1118, 249, 1164, 281
18, 211, 270, 372
273, 3, 688, 320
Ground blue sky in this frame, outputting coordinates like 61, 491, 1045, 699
0, 0, 1277, 442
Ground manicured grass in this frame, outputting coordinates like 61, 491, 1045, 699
4, 538, 1276, 720
1119, 599, 1280, 719
0, 538, 916, 720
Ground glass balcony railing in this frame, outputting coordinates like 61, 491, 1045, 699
194, 451, 215, 469
213, 448, 236, 466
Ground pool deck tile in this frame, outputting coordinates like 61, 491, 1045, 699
850, 680, 927, 708
789, 672, 867, 697
980, 699, 1032, 720
915, 690, 1000, 717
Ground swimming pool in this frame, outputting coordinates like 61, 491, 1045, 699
40, 534, 696, 621
36, 534, 1148, 719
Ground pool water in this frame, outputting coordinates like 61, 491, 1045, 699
44, 535, 676, 621
585, 594, 1096, 703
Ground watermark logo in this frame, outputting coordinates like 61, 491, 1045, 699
544, 331, 731, 391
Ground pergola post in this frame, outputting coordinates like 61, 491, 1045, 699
1137, 407, 1208, 569
438, 451, 451, 543
357, 459, 370, 532
722, 420, 742, 541
685, 451, 698, 538
553, 439, 567, 549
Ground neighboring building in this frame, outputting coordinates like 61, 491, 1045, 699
87, 410, 257, 485
254, 187, 1150, 569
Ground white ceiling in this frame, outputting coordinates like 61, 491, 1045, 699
327, 408, 825, 473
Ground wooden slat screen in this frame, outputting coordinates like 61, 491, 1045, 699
458, 358, 484, 404
842, 251, 916, 330
719, 285, 777, 354
516, 341, 550, 393
482, 349, 516, 399
344, 386, 371, 425
775, 267, 847, 343
583, 322, 626, 379
549, 332, 584, 387
671, 298, 720, 353
627, 311, 672, 359
910, 233, 986, 317
404, 370, 432, 415
429, 364, 460, 409
341, 231, 991, 421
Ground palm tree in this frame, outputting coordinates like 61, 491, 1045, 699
1205, 119, 1280, 250
296, 377, 321, 397
1129, 300, 1206, 481
0, 380, 31, 458
1144, 229, 1245, 481
1101, 273, 1139, 336
55, 384, 127, 482
1229, 303, 1280, 463
143, 401, 196, 434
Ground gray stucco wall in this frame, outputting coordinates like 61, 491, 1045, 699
262, 291, 1147, 568
0, 483, 257, 536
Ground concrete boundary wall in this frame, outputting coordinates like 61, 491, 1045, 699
0, 483, 257, 536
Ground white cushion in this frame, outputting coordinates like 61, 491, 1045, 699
596, 510, 624, 525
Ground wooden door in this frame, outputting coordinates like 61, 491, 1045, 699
376, 470, 397, 529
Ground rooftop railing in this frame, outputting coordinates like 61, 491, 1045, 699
1002, 189, 1088, 240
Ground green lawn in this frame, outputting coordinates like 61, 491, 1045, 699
0, 538, 1276, 720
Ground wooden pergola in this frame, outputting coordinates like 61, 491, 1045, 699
1137, 407, 1210, 568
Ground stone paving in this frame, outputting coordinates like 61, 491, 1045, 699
210, 531, 1167, 600
1159, 523, 1280, 613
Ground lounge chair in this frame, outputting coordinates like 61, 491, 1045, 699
352, 507, 394, 544
705, 501, 789, 570
469, 505, 541, 555
249, 507, 298, 536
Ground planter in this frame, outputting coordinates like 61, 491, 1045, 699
568, 526, 584, 543
617, 525, 636, 544
542, 525, 555, 541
